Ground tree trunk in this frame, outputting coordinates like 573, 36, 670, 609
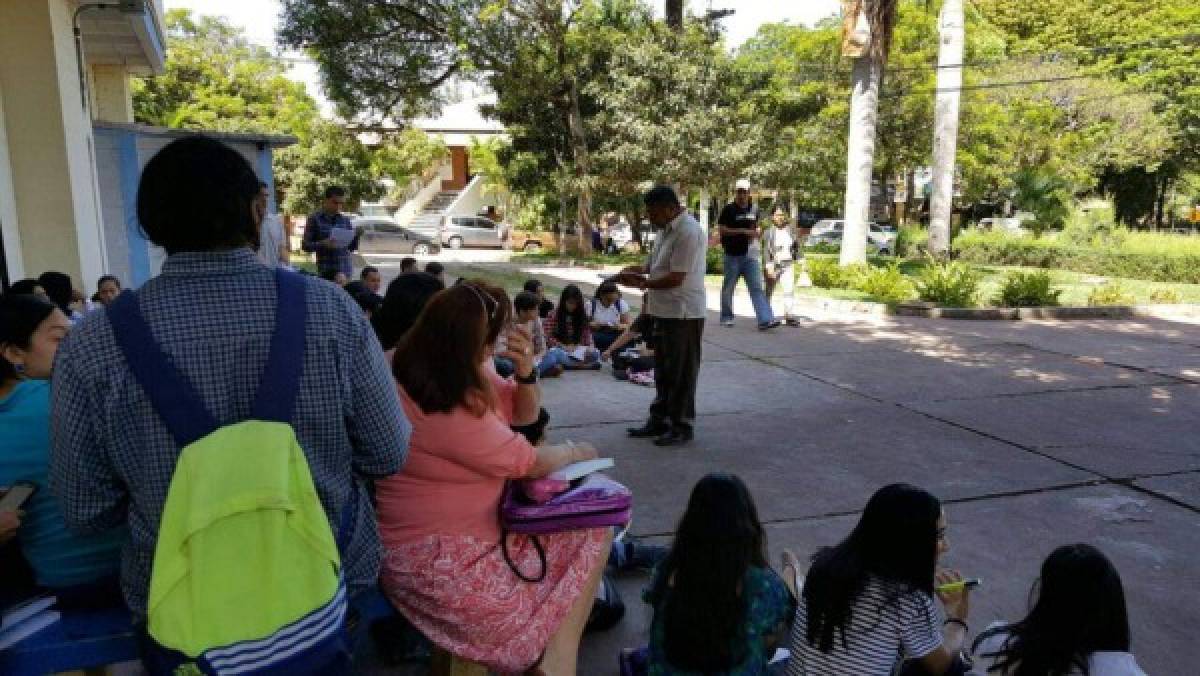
840, 55, 884, 266
928, 0, 964, 257
666, 0, 683, 29
1154, 172, 1169, 230
566, 79, 593, 255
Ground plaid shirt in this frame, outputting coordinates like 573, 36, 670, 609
48, 249, 409, 620
302, 210, 359, 277
542, 312, 593, 348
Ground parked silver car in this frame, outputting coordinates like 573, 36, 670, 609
442, 216, 505, 249
354, 218, 441, 255
806, 220, 896, 255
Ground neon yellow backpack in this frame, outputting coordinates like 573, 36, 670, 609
108, 269, 352, 675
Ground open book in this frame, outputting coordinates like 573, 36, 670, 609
547, 457, 615, 482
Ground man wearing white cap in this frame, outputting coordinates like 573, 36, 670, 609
717, 179, 779, 330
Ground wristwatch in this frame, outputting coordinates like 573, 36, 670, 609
515, 368, 538, 385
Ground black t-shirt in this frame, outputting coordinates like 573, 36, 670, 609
718, 202, 760, 256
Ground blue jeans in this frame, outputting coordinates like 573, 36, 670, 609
538, 348, 572, 375
721, 254, 775, 325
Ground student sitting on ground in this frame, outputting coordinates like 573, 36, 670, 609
38, 271, 85, 322
94, 275, 122, 307
372, 272, 445, 351
543, 285, 601, 369
376, 280, 611, 674
424, 261, 447, 287
969, 543, 1146, 676
786, 483, 972, 676
588, 280, 632, 353
512, 291, 566, 377
642, 473, 795, 675
0, 294, 124, 606
524, 278, 555, 319
400, 257, 418, 274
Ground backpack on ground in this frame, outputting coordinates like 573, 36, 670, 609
107, 269, 353, 675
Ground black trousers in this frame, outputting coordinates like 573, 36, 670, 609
648, 318, 704, 430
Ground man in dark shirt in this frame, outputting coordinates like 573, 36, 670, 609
717, 179, 779, 330
302, 185, 360, 279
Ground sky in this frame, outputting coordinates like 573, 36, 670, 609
164, 0, 843, 116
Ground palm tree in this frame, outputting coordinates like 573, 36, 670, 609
840, 0, 898, 266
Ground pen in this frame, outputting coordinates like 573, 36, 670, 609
936, 578, 982, 593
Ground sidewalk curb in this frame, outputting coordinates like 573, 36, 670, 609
893, 301, 1200, 321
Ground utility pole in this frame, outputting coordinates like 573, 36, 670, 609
927, 0, 964, 257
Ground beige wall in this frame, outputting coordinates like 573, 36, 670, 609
90, 64, 134, 124
0, 81, 25, 282
0, 0, 109, 286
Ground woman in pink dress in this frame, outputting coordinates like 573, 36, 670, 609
376, 280, 611, 675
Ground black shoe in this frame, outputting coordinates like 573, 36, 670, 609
584, 575, 625, 633
628, 420, 669, 438
758, 319, 783, 331
654, 427, 693, 446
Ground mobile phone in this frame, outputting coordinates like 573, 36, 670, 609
936, 577, 982, 593
0, 481, 37, 512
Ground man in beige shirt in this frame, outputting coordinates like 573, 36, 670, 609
615, 185, 707, 446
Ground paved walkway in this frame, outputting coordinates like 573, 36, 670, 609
370, 257, 1200, 674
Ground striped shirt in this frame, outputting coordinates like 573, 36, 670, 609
49, 249, 409, 620
787, 577, 944, 675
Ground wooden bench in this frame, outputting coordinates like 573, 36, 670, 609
430, 646, 489, 676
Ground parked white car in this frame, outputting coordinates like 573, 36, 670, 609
807, 219, 897, 255
978, 217, 1029, 234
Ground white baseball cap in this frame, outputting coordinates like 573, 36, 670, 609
735, 179, 751, 191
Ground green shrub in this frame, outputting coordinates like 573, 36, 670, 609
857, 263, 915, 304
807, 258, 868, 290
705, 247, 723, 275
994, 270, 1061, 307
915, 259, 981, 307
1087, 282, 1134, 306
1149, 288, 1183, 304
896, 224, 928, 258
804, 242, 841, 255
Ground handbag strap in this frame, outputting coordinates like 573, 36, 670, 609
500, 529, 547, 584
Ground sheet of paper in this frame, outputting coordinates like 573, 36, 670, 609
329, 227, 355, 247
569, 346, 588, 361
547, 457, 615, 482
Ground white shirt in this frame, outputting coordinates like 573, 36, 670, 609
588, 298, 630, 328
257, 214, 286, 268
645, 211, 707, 320
970, 625, 1147, 676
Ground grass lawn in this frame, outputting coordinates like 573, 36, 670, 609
708, 254, 1200, 307
512, 251, 644, 267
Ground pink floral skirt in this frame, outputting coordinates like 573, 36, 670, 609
380, 529, 608, 673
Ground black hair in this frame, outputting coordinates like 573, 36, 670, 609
37, 272, 74, 314
343, 280, 367, 297
324, 185, 346, 199
137, 135, 261, 254
97, 275, 121, 290
0, 293, 58, 383
400, 257, 417, 271
804, 483, 942, 653
596, 280, 620, 298
553, 285, 588, 345
258, 181, 268, 190
353, 290, 384, 316
973, 544, 1131, 676
424, 261, 444, 275
513, 291, 540, 314
648, 474, 769, 672
372, 272, 445, 350
321, 268, 344, 283
523, 279, 543, 293
360, 266, 380, 279
8, 279, 42, 296
644, 185, 681, 208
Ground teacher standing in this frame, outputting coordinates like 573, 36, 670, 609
617, 185, 707, 447
302, 185, 360, 281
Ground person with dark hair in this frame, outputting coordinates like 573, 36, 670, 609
8, 279, 47, 298
94, 275, 121, 307
513, 290, 566, 377
524, 278, 555, 318
48, 135, 409, 665
615, 185, 708, 447
588, 280, 632, 352
361, 265, 383, 296
400, 257, 418, 274
762, 206, 800, 326
786, 483, 971, 675
38, 271, 82, 322
255, 181, 288, 268
302, 185, 359, 279
717, 179, 779, 330
543, 284, 601, 369
1, 294, 124, 600
970, 544, 1144, 676
372, 272, 445, 351
424, 261, 446, 286
643, 474, 794, 674
375, 281, 611, 674
353, 290, 384, 318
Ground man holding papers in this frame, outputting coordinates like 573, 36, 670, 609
302, 185, 360, 280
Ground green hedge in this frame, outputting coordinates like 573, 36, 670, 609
954, 231, 1200, 284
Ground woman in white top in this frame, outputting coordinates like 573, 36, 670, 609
786, 483, 972, 676
970, 544, 1146, 676
588, 280, 632, 352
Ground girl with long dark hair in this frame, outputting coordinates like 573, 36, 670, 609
786, 483, 971, 675
645, 474, 794, 674
543, 284, 600, 369
970, 544, 1145, 676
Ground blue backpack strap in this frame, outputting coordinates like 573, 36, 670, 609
252, 268, 308, 423
107, 291, 219, 448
